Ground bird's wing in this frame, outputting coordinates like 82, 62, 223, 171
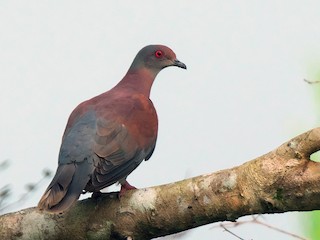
89, 116, 155, 190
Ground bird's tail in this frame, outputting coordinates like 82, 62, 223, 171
38, 162, 91, 213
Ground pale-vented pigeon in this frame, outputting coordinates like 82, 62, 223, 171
38, 45, 186, 213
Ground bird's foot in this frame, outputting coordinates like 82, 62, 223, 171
119, 181, 137, 198
91, 191, 102, 199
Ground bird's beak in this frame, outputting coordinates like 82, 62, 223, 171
173, 59, 187, 69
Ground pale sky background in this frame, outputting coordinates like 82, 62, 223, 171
1, 1, 320, 239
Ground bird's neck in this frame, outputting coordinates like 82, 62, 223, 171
114, 68, 158, 97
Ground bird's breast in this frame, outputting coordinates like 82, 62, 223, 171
96, 92, 158, 147
125, 94, 158, 144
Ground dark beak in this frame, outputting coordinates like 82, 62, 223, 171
173, 59, 187, 69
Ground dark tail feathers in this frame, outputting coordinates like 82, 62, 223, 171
38, 162, 91, 213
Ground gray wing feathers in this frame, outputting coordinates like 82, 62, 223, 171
92, 150, 144, 189
90, 118, 146, 190
59, 111, 96, 164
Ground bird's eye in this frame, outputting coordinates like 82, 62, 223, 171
155, 50, 163, 58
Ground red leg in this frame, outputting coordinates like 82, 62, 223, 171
119, 180, 137, 198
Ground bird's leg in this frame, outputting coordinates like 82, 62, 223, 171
91, 191, 102, 199
119, 180, 137, 198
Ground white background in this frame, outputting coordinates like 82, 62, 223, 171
1, 1, 320, 239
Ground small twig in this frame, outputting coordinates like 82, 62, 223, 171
304, 78, 320, 84
0, 159, 10, 172
212, 215, 308, 240
220, 224, 246, 240
0, 169, 52, 213
252, 218, 307, 240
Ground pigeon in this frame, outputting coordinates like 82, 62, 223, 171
38, 44, 186, 213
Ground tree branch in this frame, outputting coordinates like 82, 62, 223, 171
1, 128, 320, 240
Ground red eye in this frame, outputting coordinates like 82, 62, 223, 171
155, 50, 163, 58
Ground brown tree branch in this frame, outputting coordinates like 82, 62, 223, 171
1, 128, 320, 240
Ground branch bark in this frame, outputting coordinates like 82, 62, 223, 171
1, 128, 320, 240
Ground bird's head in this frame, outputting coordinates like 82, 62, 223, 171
130, 45, 187, 73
